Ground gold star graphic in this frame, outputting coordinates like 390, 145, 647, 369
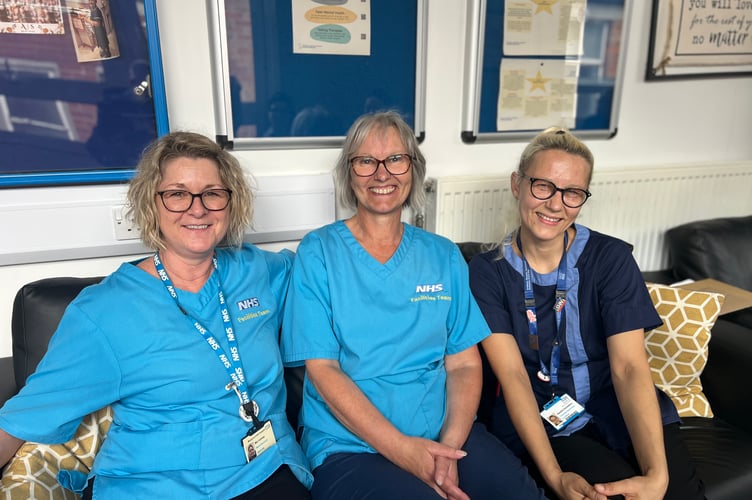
531, 0, 559, 15
527, 70, 551, 92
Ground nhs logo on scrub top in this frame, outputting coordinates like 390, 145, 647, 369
415, 283, 443, 293
237, 297, 260, 310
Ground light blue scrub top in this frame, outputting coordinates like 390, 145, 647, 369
0, 244, 312, 499
281, 221, 490, 469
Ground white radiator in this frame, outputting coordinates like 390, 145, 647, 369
422, 162, 752, 271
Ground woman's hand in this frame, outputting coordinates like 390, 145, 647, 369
551, 471, 605, 500
388, 435, 469, 500
594, 471, 668, 500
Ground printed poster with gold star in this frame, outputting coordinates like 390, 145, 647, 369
497, 59, 579, 131
504, 0, 586, 56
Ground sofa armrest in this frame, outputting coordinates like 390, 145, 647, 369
0, 356, 16, 408
666, 216, 752, 291
12, 277, 103, 390
701, 318, 752, 434
642, 269, 674, 285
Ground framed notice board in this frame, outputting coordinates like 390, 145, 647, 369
0, 0, 168, 188
209, 0, 427, 150
646, 0, 752, 80
462, 0, 631, 143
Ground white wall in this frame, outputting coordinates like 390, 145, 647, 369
0, 0, 750, 357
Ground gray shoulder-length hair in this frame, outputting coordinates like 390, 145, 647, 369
127, 131, 253, 250
333, 111, 426, 212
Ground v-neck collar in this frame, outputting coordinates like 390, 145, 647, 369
334, 220, 412, 278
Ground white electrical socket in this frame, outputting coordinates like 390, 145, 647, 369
112, 206, 141, 240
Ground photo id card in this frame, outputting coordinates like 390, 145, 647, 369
241, 420, 276, 463
540, 393, 584, 431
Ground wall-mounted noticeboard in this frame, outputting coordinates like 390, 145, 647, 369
0, 0, 168, 188
209, 0, 427, 150
462, 0, 631, 143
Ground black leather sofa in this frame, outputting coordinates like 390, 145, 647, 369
659, 215, 752, 332
644, 215, 752, 499
1, 216, 750, 498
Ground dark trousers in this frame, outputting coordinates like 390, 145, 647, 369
543, 422, 705, 500
311, 423, 547, 500
231, 465, 310, 500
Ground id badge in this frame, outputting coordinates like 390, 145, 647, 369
540, 393, 584, 431
241, 420, 276, 463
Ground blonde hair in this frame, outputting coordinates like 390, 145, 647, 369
515, 126, 594, 185
127, 131, 253, 250
496, 127, 594, 254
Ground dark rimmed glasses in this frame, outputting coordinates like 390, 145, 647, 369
520, 174, 591, 208
349, 153, 413, 177
157, 189, 232, 213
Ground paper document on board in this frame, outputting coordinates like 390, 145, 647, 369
503, 0, 587, 56
497, 58, 579, 131
292, 0, 371, 56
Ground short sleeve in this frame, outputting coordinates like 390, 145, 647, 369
593, 241, 662, 336
469, 250, 514, 336
280, 234, 339, 366
0, 302, 121, 444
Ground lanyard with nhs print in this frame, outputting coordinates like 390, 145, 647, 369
516, 231, 568, 391
152, 252, 263, 429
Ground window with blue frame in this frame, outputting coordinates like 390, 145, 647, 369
0, 0, 168, 187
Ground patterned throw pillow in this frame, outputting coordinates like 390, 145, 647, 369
644, 284, 724, 418
0, 406, 112, 500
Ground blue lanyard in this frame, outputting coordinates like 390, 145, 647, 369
517, 231, 568, 390
153, 252, 262, 427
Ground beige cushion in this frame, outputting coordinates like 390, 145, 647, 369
0, 407, 112, 499
644, 283, 724, 418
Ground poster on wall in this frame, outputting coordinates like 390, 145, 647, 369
647, 0, 752, 79
0, 0, 64, 34
496, 58, 579, 131
66, 0, 120, 62
503, 0, 587, 56
291, 0, 371, 56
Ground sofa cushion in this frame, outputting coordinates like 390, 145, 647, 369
666, 216, 752, 292
0, 406, 112, 499
644, 283, 724, 418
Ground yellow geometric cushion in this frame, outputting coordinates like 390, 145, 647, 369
644, 284, 724, 418
0, 406, 112, 500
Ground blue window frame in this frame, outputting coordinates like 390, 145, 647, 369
0, 0, 168, 188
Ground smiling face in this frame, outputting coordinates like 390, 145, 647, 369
512, 149, 590, 246
156, 157, 229, 263
350, 125, 412, 219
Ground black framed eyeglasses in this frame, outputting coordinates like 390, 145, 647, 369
349, 153, 413, 177
157, 189, 232, 213
520, 174, 591, 208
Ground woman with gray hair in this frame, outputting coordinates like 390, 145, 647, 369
0, 131, 311, 499
281, 112, 544, 499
